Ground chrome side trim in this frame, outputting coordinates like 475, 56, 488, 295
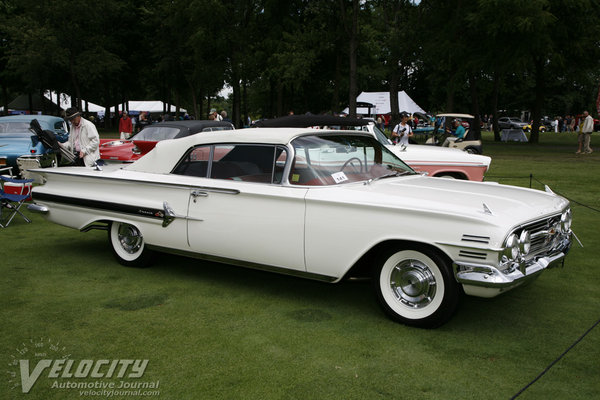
147, 245, 337, 283
461, 234, 490, 244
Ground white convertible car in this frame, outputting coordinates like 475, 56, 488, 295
28, 128, 572, 328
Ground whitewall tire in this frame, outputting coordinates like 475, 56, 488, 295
373, 246, 459, 328
109, 222, 154, 268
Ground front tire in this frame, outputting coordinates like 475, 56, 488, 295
109, 222, 154, 268
373, 246, 460, 328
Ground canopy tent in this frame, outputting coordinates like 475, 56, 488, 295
109, 101, 186, 115
343, 91, 426, 115
44, 91, 105, 113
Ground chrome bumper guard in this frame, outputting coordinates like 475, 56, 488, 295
454, 246, 569, 298
27, 203, 49, 214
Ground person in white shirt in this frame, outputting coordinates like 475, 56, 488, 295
577, 110, 594, 154
391, 113, 413, 145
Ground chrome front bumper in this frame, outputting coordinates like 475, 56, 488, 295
454, 250, 568, 298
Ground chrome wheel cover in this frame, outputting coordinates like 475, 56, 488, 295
117, 224, 143, 254
389, 260, 437, 308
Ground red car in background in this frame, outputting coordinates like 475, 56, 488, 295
100, 120, 234, 162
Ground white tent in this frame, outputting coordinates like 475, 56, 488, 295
109, 101, 186, 114
343, 91, 425, 115
44, 90, 105, 113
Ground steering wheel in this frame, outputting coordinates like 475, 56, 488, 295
340, 157, 363, 173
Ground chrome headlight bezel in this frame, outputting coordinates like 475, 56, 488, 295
502, 233, 520, 261
518, 230, 531, 256
560, 210, 572, 233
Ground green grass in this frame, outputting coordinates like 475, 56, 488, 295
1, 132, 599, 400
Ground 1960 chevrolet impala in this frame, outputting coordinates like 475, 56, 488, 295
28, 128, 572, 328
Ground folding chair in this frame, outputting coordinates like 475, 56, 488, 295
0, 175, 34, 228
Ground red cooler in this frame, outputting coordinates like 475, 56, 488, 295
3, 181, 33, 201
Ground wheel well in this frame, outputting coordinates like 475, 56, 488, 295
342, 240, 453, 280
432, 171, 467, 180
463, 146, 480, 154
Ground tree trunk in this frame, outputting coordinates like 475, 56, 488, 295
104, 81, 111, 129
40, 89, 47, 115
468, 74, 481, 140
242, 79, 248, 126
492, 69, 501, 141
347, 0, 358, 117
2, 83, 9, 116
530, 57, 545, 144
69, 56, 82, 111
389, 73, 400, 131
231, 63, 242, 127
276, 83, 283, 117
332, 53, 342, 112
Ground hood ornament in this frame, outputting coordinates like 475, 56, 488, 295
482, 203, 493, 215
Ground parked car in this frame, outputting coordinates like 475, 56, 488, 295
100, 120, 234, 162
28, 128, 572, 328
524, 122, 547, 133
0, 115, 68, 174
540, 117, 554, 131
497, 117, 528, 130
254, 115, 491, 181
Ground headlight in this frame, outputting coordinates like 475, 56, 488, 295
560, 210, 572, 233
519, 230, 531, 255
503, 233, 519, 261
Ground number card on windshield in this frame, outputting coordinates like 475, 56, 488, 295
331, 172, 348, 184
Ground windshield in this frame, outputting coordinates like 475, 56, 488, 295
289, 134, 414, 186
134, 126, 181, 141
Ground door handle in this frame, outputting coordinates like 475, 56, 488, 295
191, 190, 208, 202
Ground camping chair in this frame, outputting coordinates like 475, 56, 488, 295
0, 175, 34, 228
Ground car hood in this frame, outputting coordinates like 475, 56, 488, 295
309, 175, 568, 230
388, 144, 491, 166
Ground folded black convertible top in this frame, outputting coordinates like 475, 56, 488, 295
253, 115, 371, 128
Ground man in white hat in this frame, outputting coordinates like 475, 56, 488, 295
63, 107, 100, 166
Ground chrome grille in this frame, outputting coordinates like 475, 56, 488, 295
518, 215, 562, 258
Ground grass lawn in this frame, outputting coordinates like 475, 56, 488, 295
1, 131, 598, 400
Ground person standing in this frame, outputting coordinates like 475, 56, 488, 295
63, 107, 100, 166
119, 110, 133, 140
391, 113, 414, 145
138, 111, 149, 131
577, 110, 594, 154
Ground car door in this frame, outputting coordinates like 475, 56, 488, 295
178, 144, 308, 272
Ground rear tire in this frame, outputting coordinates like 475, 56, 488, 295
373, 246, 460, 328
109, 222, 154, 268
